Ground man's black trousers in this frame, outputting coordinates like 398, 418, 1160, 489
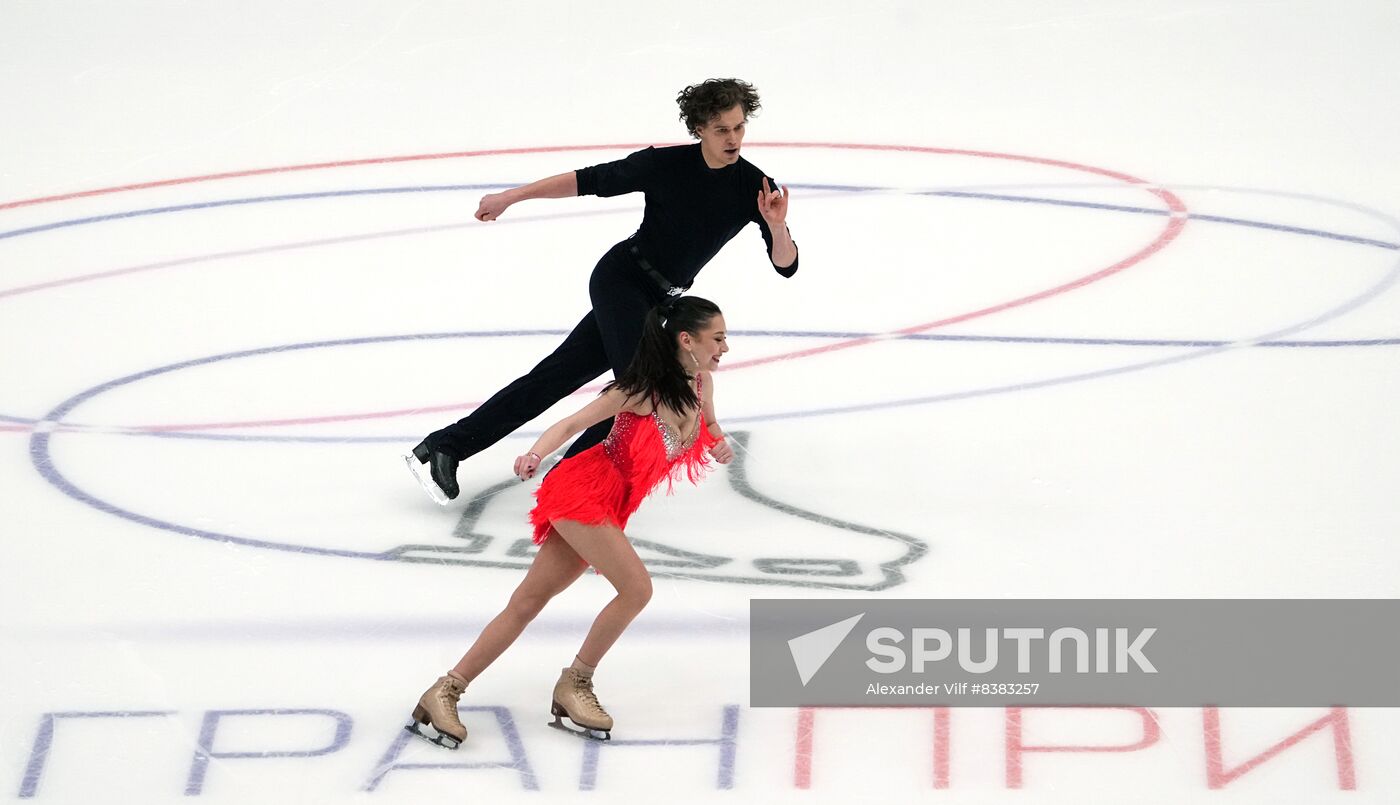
424, 240, 668, 463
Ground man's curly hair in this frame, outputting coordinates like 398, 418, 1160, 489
676, 79, 761, 137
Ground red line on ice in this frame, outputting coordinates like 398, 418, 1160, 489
0, 143, 1185, 433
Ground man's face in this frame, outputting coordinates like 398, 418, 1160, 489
695, 105, 747, 168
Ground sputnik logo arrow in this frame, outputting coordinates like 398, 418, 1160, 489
788, 613, 865, 686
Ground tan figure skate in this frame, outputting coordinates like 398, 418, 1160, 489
549, 667, 613, 741
405, 674, 468, 749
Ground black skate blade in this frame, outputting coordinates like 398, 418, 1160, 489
548, 714, 611, 742
404, 721, 462, 750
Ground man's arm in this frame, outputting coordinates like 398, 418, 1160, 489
768, 221, 797, 270
757, 177, 798, 274
476, 171, 579, 222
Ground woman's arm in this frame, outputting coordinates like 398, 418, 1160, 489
699, 371, 734, 464
514, 388, 631, 480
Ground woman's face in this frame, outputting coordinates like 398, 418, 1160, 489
683, 314, 729, 372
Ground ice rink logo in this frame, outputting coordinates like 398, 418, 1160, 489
391, 432, 929, 591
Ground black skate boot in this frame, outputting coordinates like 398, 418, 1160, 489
404, 440, 460, 505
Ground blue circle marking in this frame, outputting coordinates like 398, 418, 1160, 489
9, 178, 1400, 563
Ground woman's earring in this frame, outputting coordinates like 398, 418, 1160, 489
688, 350, 700, 368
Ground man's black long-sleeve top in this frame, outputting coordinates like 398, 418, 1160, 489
575, 144, 799, 287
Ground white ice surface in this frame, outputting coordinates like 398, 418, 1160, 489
2, 1, 1398, 802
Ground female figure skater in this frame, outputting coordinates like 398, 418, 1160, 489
406, 296, 734, 746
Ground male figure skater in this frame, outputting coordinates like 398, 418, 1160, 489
407, 78, 797, 503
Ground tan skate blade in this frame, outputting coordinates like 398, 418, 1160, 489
404, 716, 463, 750
549, 701, 611, 741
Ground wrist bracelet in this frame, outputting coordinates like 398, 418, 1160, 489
527, 452, 542, 461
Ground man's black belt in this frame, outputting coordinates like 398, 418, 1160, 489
630, 243, 690, 297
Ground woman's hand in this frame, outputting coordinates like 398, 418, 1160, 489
709, 438, 734, 465
514, 451, 542, 480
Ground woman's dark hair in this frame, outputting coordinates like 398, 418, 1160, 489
605, 296, 722, 414
676, 78, 761, 136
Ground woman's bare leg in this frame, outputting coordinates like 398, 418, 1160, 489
550, 520, 653, 667
449, 530, 588, 682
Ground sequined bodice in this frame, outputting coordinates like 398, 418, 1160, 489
651, 410, 702, 460
602, 375, 706, 466
603, 409, 704, 463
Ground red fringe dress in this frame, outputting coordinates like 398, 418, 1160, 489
529, 393, 718, 544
